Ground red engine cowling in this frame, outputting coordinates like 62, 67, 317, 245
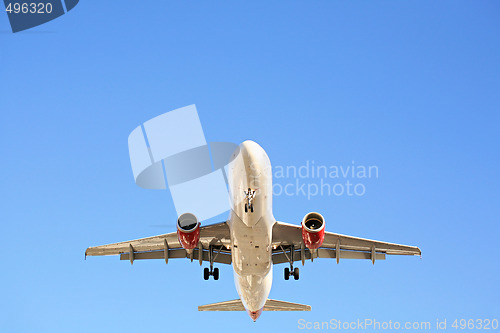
301, 212, 325, 250
177, 213, 200, 250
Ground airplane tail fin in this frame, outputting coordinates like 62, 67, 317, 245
198, 299, 311, 311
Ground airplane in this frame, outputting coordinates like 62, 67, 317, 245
85, 140, 421, 322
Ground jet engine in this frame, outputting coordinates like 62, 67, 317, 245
177, 213, 200, 251
301, 212, 325, 250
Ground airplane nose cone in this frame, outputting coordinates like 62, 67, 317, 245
247, 307, 263, 322
239, 140, 264, 155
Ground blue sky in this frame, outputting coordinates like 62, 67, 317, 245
1, 1, 499, 332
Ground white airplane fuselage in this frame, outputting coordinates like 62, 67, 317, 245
85, 138, 422, 321
226, 140, 275, 321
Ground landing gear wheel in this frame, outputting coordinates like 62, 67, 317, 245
245, 203, 254, 213
284, 267, 290, 280
203, 267, 210, 280
293, 267, 299, 280
213, 267, 219, 280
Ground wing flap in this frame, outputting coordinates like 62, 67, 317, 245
272, 248, 386, 264
119, 247, 232, 265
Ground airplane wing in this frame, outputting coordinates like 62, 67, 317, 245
271, 221, 421, 264
85, 221, 232, 265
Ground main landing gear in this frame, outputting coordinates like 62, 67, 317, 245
203, 245, 220, 280
204, 267, 219, 280
280, 244, 300, 281
284, 267, 299, 281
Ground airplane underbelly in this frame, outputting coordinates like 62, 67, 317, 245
226, 140, 275, 312
230, 212, 272, 275
234, 270, 273, 311
230, 211, 273, 312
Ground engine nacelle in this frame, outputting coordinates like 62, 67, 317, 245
301, 212, 325, 250
177, 213, 200, 250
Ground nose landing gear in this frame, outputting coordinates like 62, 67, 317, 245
244, 188, 256, 213
244, 203, 254, 213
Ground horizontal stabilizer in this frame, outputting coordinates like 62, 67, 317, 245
198, 299, 311, 311
264, 299, 311, 311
